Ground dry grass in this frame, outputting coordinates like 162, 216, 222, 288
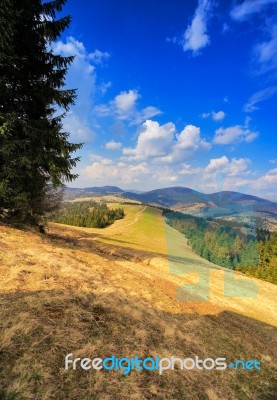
68, 195, 141, 204
0, 218, 277, 399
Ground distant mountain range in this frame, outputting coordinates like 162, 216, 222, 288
65, 186, 277, 218
123, 187, 277, 217
64, 185, 124, 199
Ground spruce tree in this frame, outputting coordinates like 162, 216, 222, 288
0, 0, 82, 224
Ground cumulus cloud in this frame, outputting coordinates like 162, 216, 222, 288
130, 106, 163, 126
243, 86, 277, 112
205, 155, 229, 173
252, 167, 277, 189
95, 90, 162, 125
74, 153, 277, 199
190, 156, 253, 193
154, 124, 210, 164
53, 36, 96, 117
114, 90, 140, 115
105, 140, 122, 150
54, 37, 110, 66
175, 125, 210, 151
53, 36, 87, 58
230, 0, 277, 21
212, 111, 226, 121
205, 156, 250, 176
213, 124, 258, 145
52, 36, 110, 143
122, 120, 210, 163
201, 110, 226, 121
152, 168, 179, 183
88, 49, 110, 64
178, 163, 201, 175
182, 0, 214, 55
79, 156, 150, 185
63, 112, 95, 142
123, 120, 176, 160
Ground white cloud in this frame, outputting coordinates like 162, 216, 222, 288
200, 112, 210, 118
152, 168, 178, 183
95, 89, 162, 125
123, 120, 176, 160
175, 125, 210, 151
254, 26, 277, 74
99, 81, 112, 95
79, 157, 150, 185
94, 104, 111, 116
243, 86, 277, 112
178, 163, 201, 175
154, 124, 210, 164
105, 140, 122, 150
130, 106, 162, 126
88, 49, 110, 64
74, 153, 277, 200
52, 36, 109, 143
88, 154, 113, 165
205, 156, 250, 176
205, 155, 229, 173
212, 111, 226, 121
54, 38, 110, 66
53, 36, 87, 58
201, 110, 226, 120
251, 167, 277, 189
182, 0, 214, 55
53, 37, 96, 118
123, 120, 210, 163
63, 112, 95, 142
213, 124, 258, 145
114, 90, 140, 114
230, 0, 277, 21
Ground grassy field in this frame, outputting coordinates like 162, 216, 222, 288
51, 204, 277, 325
68, 195, 141, 204
52, 204, 168, 253
97, 205, 167, 253
0, 205, 277, 399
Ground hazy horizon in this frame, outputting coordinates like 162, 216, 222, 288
66, 183, 277, 202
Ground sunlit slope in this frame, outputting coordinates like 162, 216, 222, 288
0, 224, 276, 399
50, 205, 277, 326
52, 204, 168, 253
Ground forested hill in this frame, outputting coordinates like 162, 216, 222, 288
122, 187, 277, 212
235, 231, 277, 284
49, 202, 124, 228
164, 210, 277, 284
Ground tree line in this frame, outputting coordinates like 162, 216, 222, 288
49, 201, 125, 228
235, 231, 276, 284
164, 211, 276, 284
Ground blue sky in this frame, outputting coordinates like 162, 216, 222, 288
53, 0, 277, 199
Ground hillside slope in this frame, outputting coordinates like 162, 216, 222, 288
0, 214, 277, 399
